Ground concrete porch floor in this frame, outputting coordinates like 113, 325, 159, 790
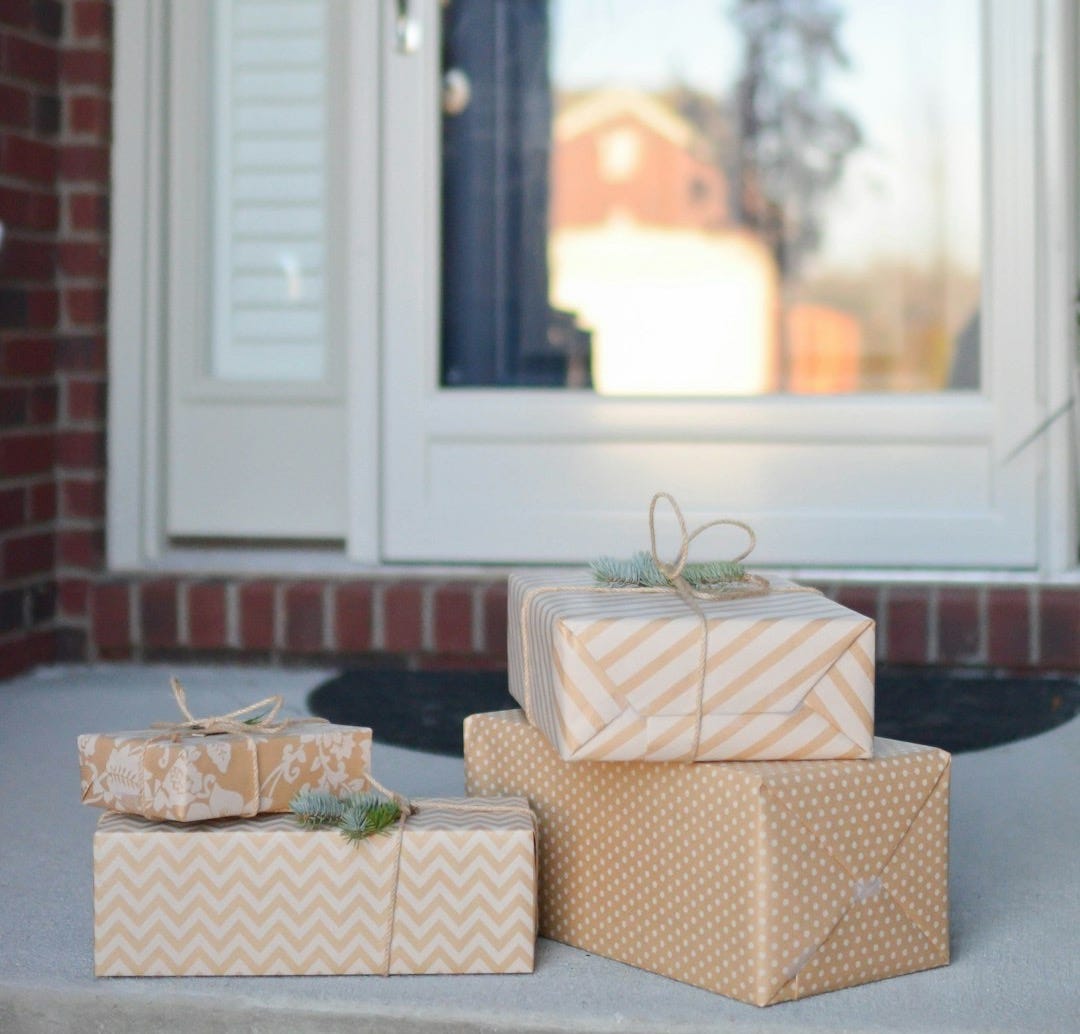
1, 664, 1077, 1034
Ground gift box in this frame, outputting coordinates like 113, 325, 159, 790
79, 721, 372, 822
464, 709, 950, 1006
93, 797, 538, 976
509, 568, 875, 761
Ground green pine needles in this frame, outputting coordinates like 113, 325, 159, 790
289, 789, 403, 845
591, 550, 746, 589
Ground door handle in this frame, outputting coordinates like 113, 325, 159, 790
395, 0, 422, 55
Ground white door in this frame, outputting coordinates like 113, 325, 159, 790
164, 0, 358, 543
381, 0, 1049, 568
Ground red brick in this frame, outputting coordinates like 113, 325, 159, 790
141, 579, 178, 649
55, 334, 105, 371
0, 386, 28, 427
2, 531, 54, 578
483, 582, 508, 660
0, 337, 55, 378
0, 432, 54, 476
57, 143, 108, 181
415, 653, 508, 672
66, 378, 104, 421
58, 577, 89, 617
27, 383, 57, 424
0, 83, 31, 129
57, 240, 107, 277
64, 286, 106, 324
434, 583, 474, 654
92, 581, 130, 653
0, 1, 35, 31
0, 134, 56, 183
986, 588, 1031, 668
57, 528, 102, 568
25, 287, 59, 327
0, 236, 55, 281
334, 582, 372, 652
67, 93, 110, 135
834, 585, 879, 625
0, 487, 24, 531
59, 48, 111, 87
187, 582, 227, 650
1038, 589, 1080, 669
937, 588, 982, 664
885, 588, 929, 665
74, 1, 111, 39
285, 582, 323, 652
239, 581, 275, 650
383, 582, 422, 652
28, 480, 56, 521
68, 191, 107, 230
0, 186, 58, 231
55, 428, 102, 468
61, 476, 103, 518
0, 629, 55, 681
1, 34, 59, 86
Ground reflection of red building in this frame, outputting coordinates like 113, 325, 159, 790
551, 90, 728, 232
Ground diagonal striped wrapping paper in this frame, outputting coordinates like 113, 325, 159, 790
509, 569, 875, 762
93, 797, 537, 976
465, 710, 950, 1007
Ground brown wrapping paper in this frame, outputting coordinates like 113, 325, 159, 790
464, 709, 950, 1006
78, 722, 371, 821
509, 569, 875, 762
93, 797, 537, 976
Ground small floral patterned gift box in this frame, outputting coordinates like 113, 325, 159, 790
78, 682, 371, 822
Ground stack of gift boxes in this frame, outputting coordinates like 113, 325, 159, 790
78, 698, 538, 977
78, 501, 950, 1007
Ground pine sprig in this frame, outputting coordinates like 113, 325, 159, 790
591, 550, 746, 588
290, 789, 403, 846
289, 790, 347, 829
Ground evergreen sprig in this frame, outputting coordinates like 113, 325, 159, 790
591, 550, 746, 588
289, 789, 403, 846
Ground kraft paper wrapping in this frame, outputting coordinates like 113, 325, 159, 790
93, 797, 537, 977
509, 569, 875, 762
79, 723, 372, 822
464, 710, 950, 1007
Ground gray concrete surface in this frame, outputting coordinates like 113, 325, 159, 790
1, 664, 1078, 1034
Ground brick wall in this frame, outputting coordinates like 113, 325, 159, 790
0, 0, 109, 678
87, 576, 1080, 673
1, 1, 1078, 683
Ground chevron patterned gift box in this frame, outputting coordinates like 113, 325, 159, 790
93, 797, 537, 976
79, 722, 372, 822
509, 569, 875, 762
465, 710, 950, 1007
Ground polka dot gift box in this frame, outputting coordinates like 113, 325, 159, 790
464, 709, 950, 1007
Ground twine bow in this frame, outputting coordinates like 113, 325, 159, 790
152, 677, 323, 737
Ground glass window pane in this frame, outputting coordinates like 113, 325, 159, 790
440, 0, 981, 394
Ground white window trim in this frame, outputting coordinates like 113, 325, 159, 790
107, 0, 1078, 579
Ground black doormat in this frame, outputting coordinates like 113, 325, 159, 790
307, 666, 1080, 758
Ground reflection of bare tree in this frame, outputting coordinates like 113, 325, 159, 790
731, 0, 861, 279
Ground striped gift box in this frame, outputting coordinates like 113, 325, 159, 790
509, 569, 875, 762
93, 798, 537, 976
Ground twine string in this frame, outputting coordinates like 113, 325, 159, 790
520, 493, 817, 761
361, 781, 536, 976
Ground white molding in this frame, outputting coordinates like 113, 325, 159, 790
107, 0, 166, 568
343, 0, 381, 562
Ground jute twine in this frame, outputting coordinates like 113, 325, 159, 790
520, 492, 818, 762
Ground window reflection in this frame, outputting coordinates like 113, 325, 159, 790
441, 0, 981, 395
